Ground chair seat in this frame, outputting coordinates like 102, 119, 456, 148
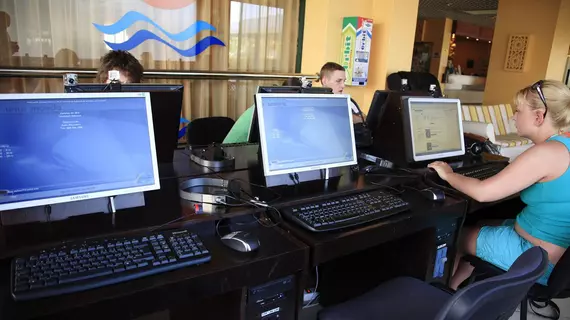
318, 277, 451, 320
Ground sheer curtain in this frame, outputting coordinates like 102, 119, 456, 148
0, 0, 300, 120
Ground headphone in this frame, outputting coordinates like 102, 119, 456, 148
189, 144, 236, 169
467, 141, 484, 156
179, 177, 241, 205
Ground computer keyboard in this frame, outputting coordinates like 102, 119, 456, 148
454, 162, 507, 180
282, 190, 411, 232
11, 228, 211, 301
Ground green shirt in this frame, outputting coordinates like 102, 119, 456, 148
222, 104, 255, 144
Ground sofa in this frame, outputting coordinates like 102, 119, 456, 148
461, 103, 533, 161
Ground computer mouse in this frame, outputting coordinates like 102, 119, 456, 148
220, 231, 260, 253
420, 187, 446, 202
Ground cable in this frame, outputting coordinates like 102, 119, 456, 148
304, 266, 320, 307
368, 181, 406, 194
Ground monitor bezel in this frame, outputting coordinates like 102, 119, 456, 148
65, 83, 184, 93
255, 93, 357, 177
0, 92, 161, 211
404, 97, 465, 162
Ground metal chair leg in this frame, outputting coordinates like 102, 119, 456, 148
520, 297, 528, 320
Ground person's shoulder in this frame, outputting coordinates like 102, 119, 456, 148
524, 140, 568, 160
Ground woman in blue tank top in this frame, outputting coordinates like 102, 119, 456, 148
429, 80, 570, 290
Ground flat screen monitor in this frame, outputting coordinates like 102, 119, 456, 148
256, 86, 333, 94
65, 83, 184, 93
66, 84, 183, 163
247, 87, 333, 143
255, 93, 357, 176
402, 97, 465, 162
366, 90, 391, 133
0, 92, 160, 211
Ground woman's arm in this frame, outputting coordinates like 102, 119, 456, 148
429, 142, 567, 202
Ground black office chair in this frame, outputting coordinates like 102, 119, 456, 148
185, 116, 235, 146
464, 249, 570, 320
318, 247, 548, 320
386, 71, 443, 97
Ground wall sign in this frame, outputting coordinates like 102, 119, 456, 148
340, 17, 373, 86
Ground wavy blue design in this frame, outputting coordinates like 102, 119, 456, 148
93, 11, 216, 41
104, 30, 225, 57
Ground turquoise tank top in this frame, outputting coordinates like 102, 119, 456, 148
517, 134, 570, 248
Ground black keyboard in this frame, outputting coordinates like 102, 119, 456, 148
454, 162, 507, 180
11, 228, 211, 301
282, 190, 411, 232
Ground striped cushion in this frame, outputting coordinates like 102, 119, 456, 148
461, 104, 532, 147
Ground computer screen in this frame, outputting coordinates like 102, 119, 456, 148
66, 87, 183, 163
256, 86, 333, 94
247, 87, 333, 143
65, 83, 184, 93
403, 97, 465, 162
0, 92, 160, 211
255, 93, 357, 176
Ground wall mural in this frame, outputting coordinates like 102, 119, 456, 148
93, 0, 225, 58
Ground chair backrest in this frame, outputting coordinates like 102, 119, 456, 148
386, 71, 442, 96
186, 116, 235, 146
436, 247, 548, 320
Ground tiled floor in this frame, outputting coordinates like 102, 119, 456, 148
509, 298, 570, 320
298, 298, 570, 320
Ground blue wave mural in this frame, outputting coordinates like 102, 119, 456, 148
94, 11, 225, 57
103, 30, 224, 57
93, 11, 217, 42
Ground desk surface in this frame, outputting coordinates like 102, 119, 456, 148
0, 146, 475, 319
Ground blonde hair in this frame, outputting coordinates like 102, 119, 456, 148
315, 62, 345, 83
514, 80, 570, 130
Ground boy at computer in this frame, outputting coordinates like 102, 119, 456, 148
97, 50, 144, 84
223, 62, 364, 144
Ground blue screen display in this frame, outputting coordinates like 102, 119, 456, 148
258, 96, 356, 173
0, 95, 158, 208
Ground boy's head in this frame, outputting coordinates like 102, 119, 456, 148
97, 50, 144, 83
318, 62, 346, 94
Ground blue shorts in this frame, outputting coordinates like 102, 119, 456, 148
476, 219, 554, 285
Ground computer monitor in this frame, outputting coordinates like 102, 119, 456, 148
255, 93, 357, 176
402, 97, 465, 162
66, 84, 183, 163
247, 87, 334, 143
256, 86, 333, 94
0, 92, 160, 211
65, 83, 184, 93
366, 90, 391, 133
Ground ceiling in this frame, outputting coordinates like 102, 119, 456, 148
418, 0, 498, 27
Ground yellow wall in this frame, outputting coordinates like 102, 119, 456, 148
546, 0, 570, 80
484, 0, 570, 105
301, 0, 419, 112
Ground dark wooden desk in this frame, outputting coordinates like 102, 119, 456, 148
0, 167, 309, 320
0, 146, 472, 319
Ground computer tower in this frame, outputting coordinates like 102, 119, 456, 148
245, 275, 297, 320
428, 217, 461, 285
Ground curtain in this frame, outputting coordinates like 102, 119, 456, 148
0, 0, 300, 121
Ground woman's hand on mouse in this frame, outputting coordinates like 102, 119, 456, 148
428, 161, 453, 181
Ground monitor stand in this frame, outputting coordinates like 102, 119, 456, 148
0, 193, 145, 226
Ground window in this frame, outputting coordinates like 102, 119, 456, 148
0, 0, 302, 121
